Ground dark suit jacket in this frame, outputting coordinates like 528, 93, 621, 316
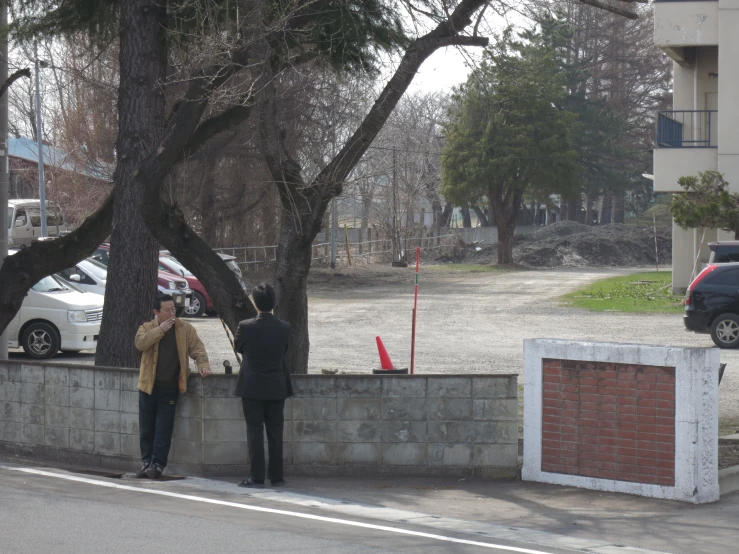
234, 313, 293, 400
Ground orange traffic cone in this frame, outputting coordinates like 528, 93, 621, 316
376, 336, 395, 370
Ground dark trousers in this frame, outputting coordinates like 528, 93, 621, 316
241, 398, 285, 482
139, 386, 179, 468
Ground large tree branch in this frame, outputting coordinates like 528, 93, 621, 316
0, 191, 115, 334
314, 0, 490, 199
577, 0, 638, 20
0, 68, 31, 99
179, 99, 254, 161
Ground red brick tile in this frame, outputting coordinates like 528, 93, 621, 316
598, 429, 618, 439
599, 419, 618, 429
599, 437, 619, 447
654, 476, 676, 487
655, 459, 675, 471
618, 439, 638, 449
655, 425, 675, 437
542, 448, 561, 459
637, 373, 657, 382
657, 400, 676, 410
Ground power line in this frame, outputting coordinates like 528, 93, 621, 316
365, 144, 652, 160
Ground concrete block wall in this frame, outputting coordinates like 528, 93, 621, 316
0, 360, 518, 478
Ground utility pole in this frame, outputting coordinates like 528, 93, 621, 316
392, 146, 397, 263
34, 43, 47, 237
0, 0, 8, 360
330, 197, 337, 270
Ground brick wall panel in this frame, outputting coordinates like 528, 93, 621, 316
541, 358, 676, 487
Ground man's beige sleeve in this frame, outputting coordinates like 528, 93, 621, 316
187, 327, 210, 369
134, 324, 165, 352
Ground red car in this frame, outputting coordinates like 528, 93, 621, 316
158, 255, 213, 317
92, 244, 193, 317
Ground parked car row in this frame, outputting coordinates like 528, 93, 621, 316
4, 242, 248, 359
90, 244, 193, 317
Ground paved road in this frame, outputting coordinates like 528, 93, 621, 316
0, 465, 578, 554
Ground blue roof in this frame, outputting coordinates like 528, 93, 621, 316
8, 136, 112, 181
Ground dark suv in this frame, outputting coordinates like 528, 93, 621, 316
708, 241, 739, 264
685, 263, 739, 347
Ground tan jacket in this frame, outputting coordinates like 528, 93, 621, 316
135, 318, 210, 394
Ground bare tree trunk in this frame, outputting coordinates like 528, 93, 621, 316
567, 197, 582, 222
585, 194, 596, 225
614, 192, 625, 223
497, 222, 515, 264
471, 205, 489, 227
601, 191, 613, 224
200, 156, 217, 246
441, 203, 453, 227
461, 205, 472, 228
95, 0, 167, 368
360, 194, 372, 242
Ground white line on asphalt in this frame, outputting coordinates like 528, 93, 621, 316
3, 466, 559, 554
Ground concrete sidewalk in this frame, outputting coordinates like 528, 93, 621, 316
205, 475, 739, 554
3, 451, 737, 553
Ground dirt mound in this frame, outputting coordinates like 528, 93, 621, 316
438, 221, 672, 268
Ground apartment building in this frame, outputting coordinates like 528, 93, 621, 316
653, 0, 738, 291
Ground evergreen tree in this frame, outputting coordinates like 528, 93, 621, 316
441, 27, 579, 264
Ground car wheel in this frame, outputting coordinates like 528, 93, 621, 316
710, 314, 739, 348
183, 292, 207, 318
21, 322, 60, 360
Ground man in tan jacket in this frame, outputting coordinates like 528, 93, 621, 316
134, 294, 211, 478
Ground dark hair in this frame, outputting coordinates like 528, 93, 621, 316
251, 283, 276, 312
155, 294, 175, 311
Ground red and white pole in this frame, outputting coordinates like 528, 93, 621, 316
410, 247, 420, 374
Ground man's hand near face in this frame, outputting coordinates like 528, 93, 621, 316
158, 316, 176, 332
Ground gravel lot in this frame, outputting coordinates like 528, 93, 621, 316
11, 264, 739, 431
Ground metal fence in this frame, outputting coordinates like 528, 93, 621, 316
214, 232, 459, 271
656, 110, 718, 148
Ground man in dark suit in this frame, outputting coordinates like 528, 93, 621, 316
234, 283, 293, 487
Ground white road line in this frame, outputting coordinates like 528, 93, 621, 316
2, 465, 558, 554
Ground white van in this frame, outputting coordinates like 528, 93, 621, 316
6, 250, 103, 359
7, 199, 67, 247
56, 258, 108, 295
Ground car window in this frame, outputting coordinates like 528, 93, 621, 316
705, 269, 739, 286
91, 248, 110, 266
713, 247, 739, 264
76, 267, 97, 285
162, 257, 192, 277
83, 259, 108, 280
32, 275, 69, 293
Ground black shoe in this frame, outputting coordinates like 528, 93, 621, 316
238, 477, 264, 488
271, 480, 286, 487
135, 462, 150, 479
145, 463, 163, 479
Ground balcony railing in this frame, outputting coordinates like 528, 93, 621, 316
656, 110, 717, 148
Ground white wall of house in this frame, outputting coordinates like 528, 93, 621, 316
653, 1, 739, 292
